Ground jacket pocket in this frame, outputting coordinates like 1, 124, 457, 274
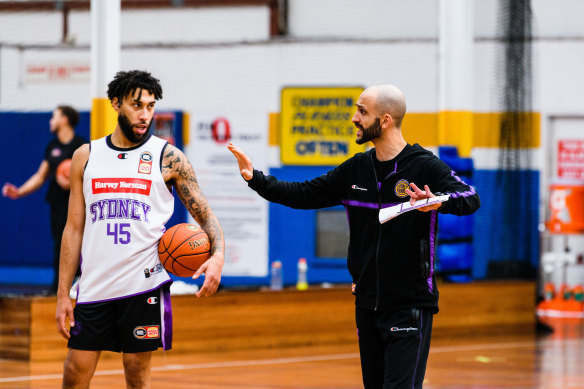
419, 239, 430, 279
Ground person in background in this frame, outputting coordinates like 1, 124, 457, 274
228, 84, 480, 388
2, 105, 87, 294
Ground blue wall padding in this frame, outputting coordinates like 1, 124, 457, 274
472, 169, 539, 279
437, 243, 473, 272
0, 112, 90, 268
437, 146, 475, 276
268, 166, 352, 286
439, 213, 474, 241
439, 146, 474, 174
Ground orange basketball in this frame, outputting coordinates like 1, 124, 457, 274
158, 223, 211, 277
56, 158, 72, 184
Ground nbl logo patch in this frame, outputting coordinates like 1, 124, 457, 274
138, 152, 153, 174
133, 325, 160, 339
394, 179, 410, 198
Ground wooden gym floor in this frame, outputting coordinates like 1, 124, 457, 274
1, 282, 583, 388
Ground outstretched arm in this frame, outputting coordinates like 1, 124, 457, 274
227, 142, 343, 209
162, 144, 224, 297
3, 160, 49, 199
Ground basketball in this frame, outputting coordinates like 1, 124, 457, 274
158, 223, 211, 277
56, 158, 72, 187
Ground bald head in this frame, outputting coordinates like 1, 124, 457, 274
365, 85, 407, 128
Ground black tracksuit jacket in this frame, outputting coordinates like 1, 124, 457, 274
247, 144, 481, 312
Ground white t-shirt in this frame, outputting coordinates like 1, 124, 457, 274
77, 134, 174, 303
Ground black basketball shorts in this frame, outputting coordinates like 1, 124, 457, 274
68, 284, 172, 353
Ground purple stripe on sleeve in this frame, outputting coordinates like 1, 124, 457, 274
449, 188, 476, 198
450, 171, 477, 198
427, 212, 437, 292
341, 199, 380, 209
380, 202, 400, 209
162, 283, 173, 351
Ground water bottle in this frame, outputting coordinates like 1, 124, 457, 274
270, 260, 283, 291
296, 257, 308, 290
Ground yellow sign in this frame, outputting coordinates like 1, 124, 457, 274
280, 87, 365, 165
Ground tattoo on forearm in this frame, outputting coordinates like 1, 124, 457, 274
163, 146, 224, 255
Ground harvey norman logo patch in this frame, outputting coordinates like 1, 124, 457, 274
92, 178, 151, 195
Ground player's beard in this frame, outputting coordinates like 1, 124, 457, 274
355, 118, 382, 145
119, 113, 151, 144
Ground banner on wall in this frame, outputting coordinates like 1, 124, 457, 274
557, 139, 584, 180
280, 86, 365, 165
185, 113, 268, 277
23, 62, 90, 84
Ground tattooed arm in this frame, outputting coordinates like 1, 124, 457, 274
162, 144, 224, 297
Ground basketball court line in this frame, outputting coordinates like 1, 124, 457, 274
1, 338, 581, 383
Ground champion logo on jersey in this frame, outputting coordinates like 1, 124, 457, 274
118, 153, 128, 159
138, 152, 153, 174
92, 177, 152, 195
146, 297, 158, 304
351, 185, 367, 191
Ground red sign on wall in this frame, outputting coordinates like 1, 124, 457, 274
557, 140, 584, 180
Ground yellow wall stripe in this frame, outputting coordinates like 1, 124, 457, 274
90, 98, 117, 141
439, 111, 473, 157
182, 112, 190, 146
402, 112, 540, 150
268, 112, 279, 146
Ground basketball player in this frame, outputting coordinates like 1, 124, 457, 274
2, 106, 87, 294
228, 85, 480, 388
55, 70, 224, 388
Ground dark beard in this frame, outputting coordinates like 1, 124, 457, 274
355, 118, 382, 145
119, 113, 151, 144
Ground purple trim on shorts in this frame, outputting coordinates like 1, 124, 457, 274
378, 182, 382, 191
427, 212, 437, 292
76, 279, 173, 305
162, 283, 173, 351
341, 199, 379, 209
412, 310, 423, 388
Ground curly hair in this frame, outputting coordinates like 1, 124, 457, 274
107, 70, 163, 105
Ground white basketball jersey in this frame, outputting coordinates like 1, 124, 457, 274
77, 134, 174, 304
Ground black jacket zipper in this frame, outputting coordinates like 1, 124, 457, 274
371, 152, 409, 311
